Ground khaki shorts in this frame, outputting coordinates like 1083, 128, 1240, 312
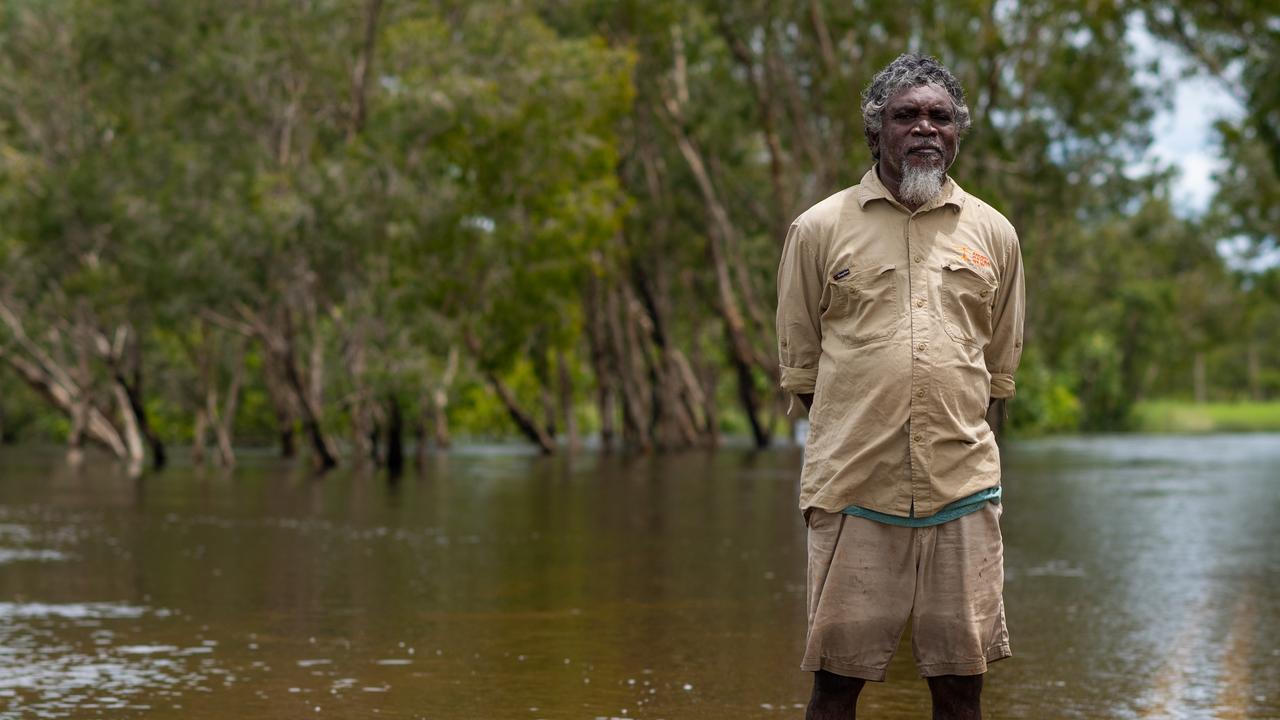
801, 502, 1011, 681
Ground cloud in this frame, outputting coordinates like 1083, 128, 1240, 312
1126, 20, 1243, 216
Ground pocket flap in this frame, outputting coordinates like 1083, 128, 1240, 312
942, 261, 996, 288
834, 263, 896, 286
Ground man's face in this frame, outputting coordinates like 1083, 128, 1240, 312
872, 83, 959, 184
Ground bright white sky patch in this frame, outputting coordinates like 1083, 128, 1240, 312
1127, 19, 1244, 216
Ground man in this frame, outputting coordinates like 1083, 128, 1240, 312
776, 53, 1025, 720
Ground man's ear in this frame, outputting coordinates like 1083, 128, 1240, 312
867, 131, 880, 160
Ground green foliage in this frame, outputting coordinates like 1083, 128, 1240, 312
1132, 400, 1280, 433
1006, 349, 1082, 436
0, 0, 1278, 453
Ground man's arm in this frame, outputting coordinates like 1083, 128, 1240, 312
777, 220, 824, 410
985, 227, 1025, 438
985, 398, 1006, 443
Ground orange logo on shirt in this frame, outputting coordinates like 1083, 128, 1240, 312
957, 245, 991, 268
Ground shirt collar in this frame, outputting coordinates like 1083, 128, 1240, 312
854, 163, 967, 213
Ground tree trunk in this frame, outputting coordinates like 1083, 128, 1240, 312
385, 393, 404, 476
429, 345, 458, 449
557, 350, 580, 452
464, 331, 555, 454
540, 385, 558, 441
112, 382, 147, 476
659, 65, 774, 447
0, 301, 129, 459
413, 410, 428, 468
1193, 351, 1207, 404
630, 260, 706, 449
347, 325, 375, 462
192, 407, 209, 465
261, 350, 298, 458
211, 345, 244, 467
1247, 340, 1261, 402
731, 336, 769, 448
249, 306, 337, 470
609, 287, 653, 451
109, 353, 166, 471
696, 346, 722, 448
488, 370, 556, 454
584, 272, 617, 450
430, 387, 451, 448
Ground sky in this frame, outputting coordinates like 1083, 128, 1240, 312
1129, 22, 1244, 216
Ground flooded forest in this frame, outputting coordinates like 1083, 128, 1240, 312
1, 1, 1278, 472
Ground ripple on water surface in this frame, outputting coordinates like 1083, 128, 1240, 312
0, 602, 231, 718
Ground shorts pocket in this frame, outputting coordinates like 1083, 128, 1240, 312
824, 264, 901, 346
940, 261, 996, 348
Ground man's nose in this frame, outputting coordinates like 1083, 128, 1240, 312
913, 119, 937, 135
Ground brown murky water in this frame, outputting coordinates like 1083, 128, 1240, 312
0, 434, 1277, 719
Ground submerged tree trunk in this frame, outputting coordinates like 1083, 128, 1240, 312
346, 322, 376, 463
488, 370, 556, 454
428, 344, 458, 450
464, 332, 555, 454
209, 349, 243, 467
584, 272, 617, 451
430, 388, 451, 448
609, 286, 653, 451
227, 305, 338, 470
413, 411, 428, 468
660, 40, 776, 448
556, 350, 580, 452
264, 359, 298, 459
385, 393, 404, 476
192, 407, 209, 465
91, 323, 165, 469
0, 302, 130, 461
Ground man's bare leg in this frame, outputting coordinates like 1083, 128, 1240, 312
926, 674, 983, 720
806, 670, 864, 720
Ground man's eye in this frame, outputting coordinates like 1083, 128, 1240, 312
932, 113, 953, 123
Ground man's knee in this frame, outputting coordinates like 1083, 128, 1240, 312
926, 673, 983, 719
807, 670, 865, 720
814, 669, 866, 696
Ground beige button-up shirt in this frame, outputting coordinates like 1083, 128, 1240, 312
777, 167, 1025, 517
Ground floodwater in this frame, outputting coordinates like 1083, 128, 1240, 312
0, 434, 1277, 720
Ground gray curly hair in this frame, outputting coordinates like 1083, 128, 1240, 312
862, 53, 971, 159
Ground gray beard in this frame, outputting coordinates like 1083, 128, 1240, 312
899, 161, 945, 207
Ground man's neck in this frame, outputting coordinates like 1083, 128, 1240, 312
877, 162, 947, 212
876, 163, 921, 211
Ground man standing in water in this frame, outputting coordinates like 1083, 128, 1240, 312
776, 53, 1025, 719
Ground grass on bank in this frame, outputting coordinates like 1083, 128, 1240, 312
1131, 400, 1280, 433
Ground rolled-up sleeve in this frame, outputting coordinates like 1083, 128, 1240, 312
986, 227, 1025, 399
777, 220, 823, 396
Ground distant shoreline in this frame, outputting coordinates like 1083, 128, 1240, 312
1130, 400, 1280, 434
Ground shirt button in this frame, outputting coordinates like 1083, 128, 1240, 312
916, 343, 926, 352
980, 289, 990, 298
916, 389, 925, 398
915, 298, 925, 308
913, 433, 923, 443
913, 256, 922, 263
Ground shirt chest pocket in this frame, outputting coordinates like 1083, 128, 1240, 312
940, 261, 997, 348
823, 264, 901, 346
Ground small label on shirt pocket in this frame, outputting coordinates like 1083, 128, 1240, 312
824, 264, 901, 346
940, 261, 997, 348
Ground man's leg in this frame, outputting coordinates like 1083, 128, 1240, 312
926, 673, 983, 720
806, 669, 864, 720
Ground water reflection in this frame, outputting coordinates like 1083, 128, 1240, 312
0, 435, 1275, 718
